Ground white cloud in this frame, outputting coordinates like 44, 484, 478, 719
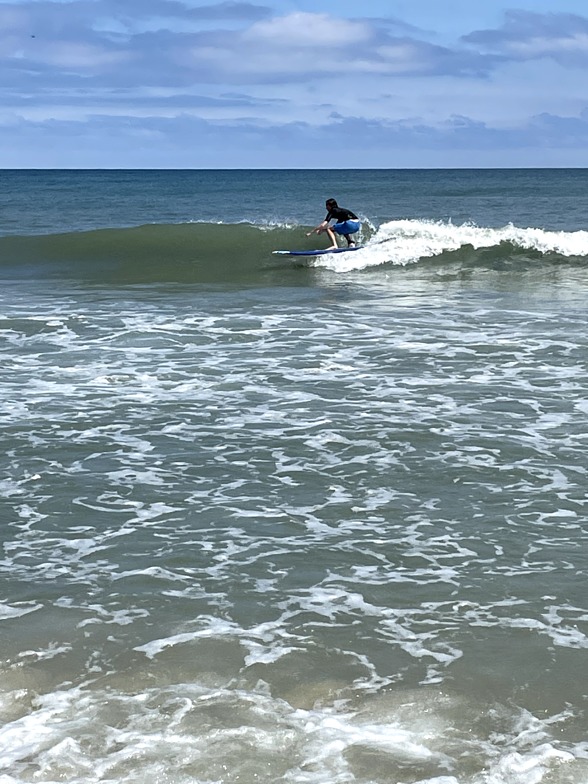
242, 12, 369, 47
463, 11, 588, 66
505, 32, 588, 59
175, 12, 489, 83
2, 3, 588, 166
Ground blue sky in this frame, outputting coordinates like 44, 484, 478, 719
2, 0, 588, 167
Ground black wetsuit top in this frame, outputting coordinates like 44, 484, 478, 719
325, 206, 358, 223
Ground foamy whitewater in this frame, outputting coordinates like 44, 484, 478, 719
315, 219, 588, 272
1, 169, 588, 783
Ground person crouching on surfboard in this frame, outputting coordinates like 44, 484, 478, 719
307, 199, 361, 249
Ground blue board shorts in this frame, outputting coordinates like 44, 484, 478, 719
333, 219, 360, 235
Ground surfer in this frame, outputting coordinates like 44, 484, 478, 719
307, 199, 361, 249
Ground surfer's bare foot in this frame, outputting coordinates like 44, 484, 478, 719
326, 245, 338, 250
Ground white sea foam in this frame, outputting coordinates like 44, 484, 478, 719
313, 219, 588, 271
17, 643, 72, 662
3, 257, 588, 782
0, 602, 42, 621
0, 680, 586, 783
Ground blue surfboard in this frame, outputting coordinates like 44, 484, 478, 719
273, 246, 363, 257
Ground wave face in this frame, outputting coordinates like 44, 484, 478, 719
0, 222, 291, 283
1, 219, 587, 283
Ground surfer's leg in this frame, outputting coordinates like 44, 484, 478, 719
324, 227, 338, 249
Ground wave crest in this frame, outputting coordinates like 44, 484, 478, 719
313, 220, 588, 272
1, 219, 587, 282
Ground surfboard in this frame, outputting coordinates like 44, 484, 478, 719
273, 246, 363, 257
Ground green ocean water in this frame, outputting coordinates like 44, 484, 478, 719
1, 169, 588, 783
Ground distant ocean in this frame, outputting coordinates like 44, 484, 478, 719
1, 169, 588, 784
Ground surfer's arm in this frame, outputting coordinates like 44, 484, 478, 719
306, 217, 330, 236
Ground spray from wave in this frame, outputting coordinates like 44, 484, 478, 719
314, 219, 588, 272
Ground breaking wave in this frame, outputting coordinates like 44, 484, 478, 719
1, 219, 587, 283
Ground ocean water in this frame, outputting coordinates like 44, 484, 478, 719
1, 168, 588, 784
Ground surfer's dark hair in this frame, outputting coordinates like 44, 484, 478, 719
326, 198, 338, 208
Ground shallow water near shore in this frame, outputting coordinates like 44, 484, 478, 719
1, 169, 588, 783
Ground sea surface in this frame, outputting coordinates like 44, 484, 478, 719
1, 168, 588, 784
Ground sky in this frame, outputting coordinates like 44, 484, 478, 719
2, 0, 588, 167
